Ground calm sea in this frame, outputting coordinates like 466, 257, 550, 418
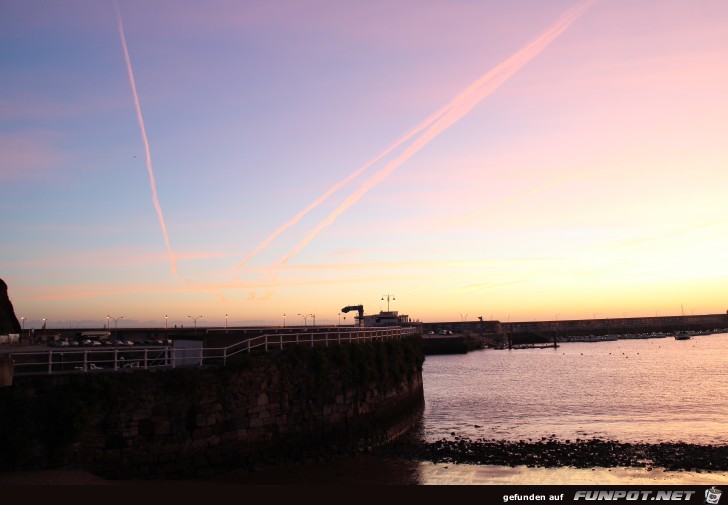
205, 332, 728, 485
421, 332, 728, 445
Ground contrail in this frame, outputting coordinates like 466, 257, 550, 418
113, 0, 178, 275
279, 0, 595, 264
233, 3, 594, 270
233, 93, 469, 270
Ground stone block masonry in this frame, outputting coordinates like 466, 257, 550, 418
0, 336, 424, 479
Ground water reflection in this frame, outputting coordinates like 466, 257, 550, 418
203, 455, 728, 485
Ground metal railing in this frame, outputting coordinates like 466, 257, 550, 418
8, 326, 419, 377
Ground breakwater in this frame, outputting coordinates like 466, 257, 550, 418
0, 336, 424, 479
421, 313, 728, 345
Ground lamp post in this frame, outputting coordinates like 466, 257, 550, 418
225, 313, 228, 333
381, 294, 395, 312
42, 318, 47, 330
188, 315, 202, 330
21, 316, 25, 331
165, 315, 168, 330
338, 312, 341, 326
309, 314, 316, 327
109, 315, 124, 329
298, 313, 308, 326
460, 314, 467, 322
283, 313, 286, 327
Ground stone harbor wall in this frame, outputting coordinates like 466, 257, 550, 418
0, 336, 424, 479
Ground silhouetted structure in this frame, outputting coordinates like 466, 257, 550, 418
0, 278, 21, 334
341, 305, 364, 326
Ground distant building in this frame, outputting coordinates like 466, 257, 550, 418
362, 310, 410, 327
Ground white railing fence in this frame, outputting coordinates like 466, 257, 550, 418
8, 326, 419, 377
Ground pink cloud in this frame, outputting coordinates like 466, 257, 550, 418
0, 132, 65, 182
5, 247, 233, 270
0, 94, 129, 123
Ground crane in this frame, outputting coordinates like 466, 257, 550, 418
341, 305, 364, 327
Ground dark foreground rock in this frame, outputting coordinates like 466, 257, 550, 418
0, 278, 21, 335
386, 435, 728, 471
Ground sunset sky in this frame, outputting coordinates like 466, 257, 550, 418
2, 0, 727, 329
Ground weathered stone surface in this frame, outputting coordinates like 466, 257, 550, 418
0, 336, 425, 479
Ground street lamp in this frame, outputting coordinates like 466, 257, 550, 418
338, 312, 341, 326
297, 313, 308, 326
42, 318, 47, 329
21, 316, 25, 330
165, 315, 168, 330
188, 315, 202, 329
460, 314, 468, 322
309, 314, 316, 327
283, 313, 286, 327
225, 313, 228, 332
108, 315, 124, 329
381, 294, 395, 312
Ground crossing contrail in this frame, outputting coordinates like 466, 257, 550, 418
233, 94, 469, 270
279, 0, 595, 264
113, 0, 178, 275
233, 2, 593, 270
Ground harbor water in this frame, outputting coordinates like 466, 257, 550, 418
421, 332, 728, 445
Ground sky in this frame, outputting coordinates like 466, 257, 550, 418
2, 0, 728, 329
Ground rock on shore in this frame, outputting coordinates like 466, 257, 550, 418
0, 278, 21, 335
390, 435, 728, 471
